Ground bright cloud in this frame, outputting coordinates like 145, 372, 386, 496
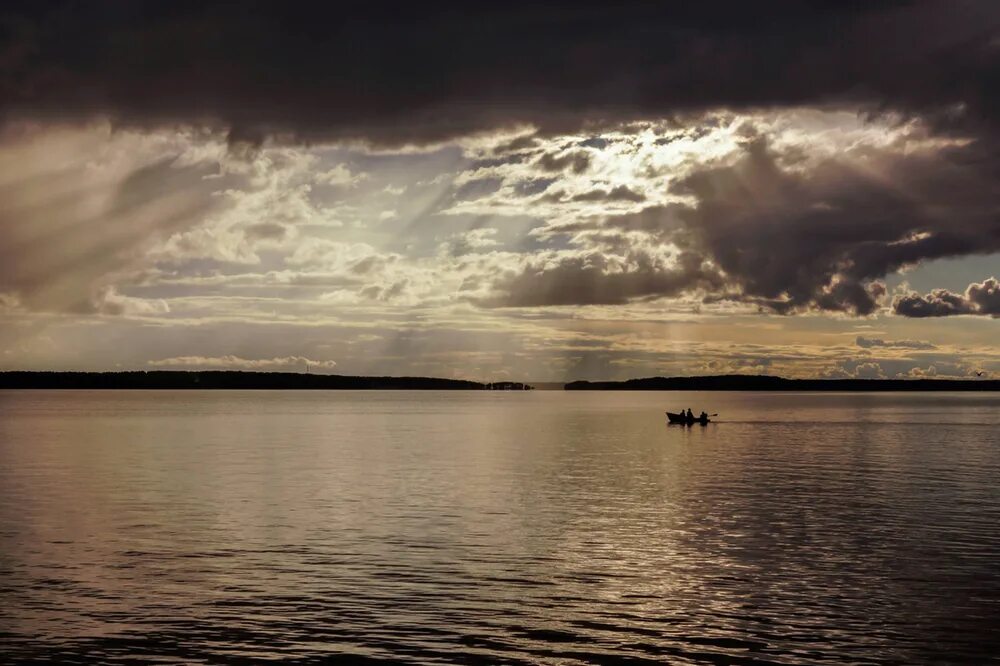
149, 355, 337, 372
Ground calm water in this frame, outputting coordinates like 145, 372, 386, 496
1, 390, 999, 664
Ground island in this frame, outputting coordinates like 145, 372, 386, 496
565, 374, 1000, 391
485, 381, 534, 390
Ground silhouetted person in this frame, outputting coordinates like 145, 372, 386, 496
699, 411, 708, 421
686, 408, 693, 421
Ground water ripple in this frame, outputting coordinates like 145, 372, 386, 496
1, 389, 999, 663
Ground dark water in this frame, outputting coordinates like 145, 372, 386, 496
1, 390, 999, 664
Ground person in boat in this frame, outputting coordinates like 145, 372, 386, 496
686, 408, 694, 421
699, 411, 708, 422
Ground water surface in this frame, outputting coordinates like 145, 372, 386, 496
1, 390, 998, 664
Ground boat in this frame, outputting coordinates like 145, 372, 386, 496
666, 411, 711, 425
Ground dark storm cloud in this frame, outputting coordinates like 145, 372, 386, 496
480, 250, 722, 307
893, 290, 974, 317
5, 1, 1000, 322
662, 138, 924, 315
893, 277, 1000, 317
536, 151, 592, 174
494, 135, 540, 153
672, 134, 1000, 313
487, 134, 1000, 312
4, 2, 999, 143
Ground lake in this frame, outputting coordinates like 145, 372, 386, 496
1, 390, 998, 664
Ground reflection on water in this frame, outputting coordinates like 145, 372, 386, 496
1, 390, 998, 664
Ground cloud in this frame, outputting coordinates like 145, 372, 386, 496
856, 336, 936, 350
286, 239, 392, 272
512, 178, 556, 197
441, 228, 500, 257
0, 124, 225, 313
853, 362, 886, 379
536, 150, 592, 174
454, 177, 504, 201
520, 128, 1000, 315
2, 4, 999, 145
893, 290, 974, 317
667, 136, 1000, 315
245, 222, 289, 242
148, 355, 337, 371
484, 121, 999, 312
359, 280, 409, 302
571, 185, 645, 203
967, 276, 1000, 314
893, 277, 1000, 317
895, 362, 974, 379
315, 164, 366, 187
479, 249, 722, 307
97, 287, 170, 316
0, 292, 20, 311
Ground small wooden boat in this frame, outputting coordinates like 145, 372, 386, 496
666, 411, 711, 425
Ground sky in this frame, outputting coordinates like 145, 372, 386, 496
1, 1, 999, 382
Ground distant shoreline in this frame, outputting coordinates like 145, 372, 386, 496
1, 371, 997, 392
565, 375, 1000, 391
0, 371, 533, 391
